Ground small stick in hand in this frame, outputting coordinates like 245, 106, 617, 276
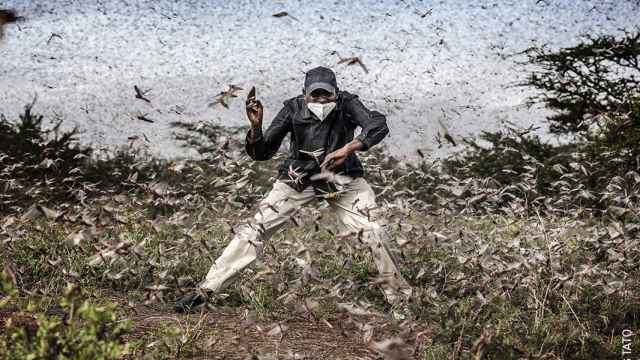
245, 86, 263, 129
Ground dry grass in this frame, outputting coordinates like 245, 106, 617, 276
0, 107, 638, 359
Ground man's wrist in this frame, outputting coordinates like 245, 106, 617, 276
345, 139, 365, 154
248, 126, 263, 143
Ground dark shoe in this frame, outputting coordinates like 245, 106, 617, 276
174, 290, 206, 313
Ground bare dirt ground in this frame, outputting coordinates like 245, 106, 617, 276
118, 297, 419, 360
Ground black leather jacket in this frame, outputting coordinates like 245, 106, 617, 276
245, 90, 389, 191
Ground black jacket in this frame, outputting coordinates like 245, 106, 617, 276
245, 90, 389, 191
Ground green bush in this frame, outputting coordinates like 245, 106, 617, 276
0, 274, 132, 360
435, 30, 640, 216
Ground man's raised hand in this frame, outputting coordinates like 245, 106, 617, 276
245, 86, 263, 129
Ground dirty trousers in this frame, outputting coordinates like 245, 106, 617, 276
198, 177, 412, 305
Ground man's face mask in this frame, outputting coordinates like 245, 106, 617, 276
306, 89, 337, 121
307, 101, 336, 121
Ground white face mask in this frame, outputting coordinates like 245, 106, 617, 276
307, 101, 336, 121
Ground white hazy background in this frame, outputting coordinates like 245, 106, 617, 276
0, 0, 638, 160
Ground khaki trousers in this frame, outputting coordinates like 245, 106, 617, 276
198, 177, 412, 305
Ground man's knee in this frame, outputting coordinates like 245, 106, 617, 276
350, 220, 386, 243
349, 214, 382, 231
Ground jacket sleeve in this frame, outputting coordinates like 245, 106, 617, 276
345, 95, 390, 151
245, 101, 293, 160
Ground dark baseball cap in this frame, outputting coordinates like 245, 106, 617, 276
304, 66, 337, 96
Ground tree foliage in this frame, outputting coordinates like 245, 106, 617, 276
524, 30, 640, 138
441, 30, 640, 215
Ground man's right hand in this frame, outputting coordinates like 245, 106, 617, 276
246, 86, 263, 129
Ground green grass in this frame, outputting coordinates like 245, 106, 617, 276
2, 202, 638, 359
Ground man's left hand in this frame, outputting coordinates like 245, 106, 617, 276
321, 139, 364, 171
321, 147, 350, 171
